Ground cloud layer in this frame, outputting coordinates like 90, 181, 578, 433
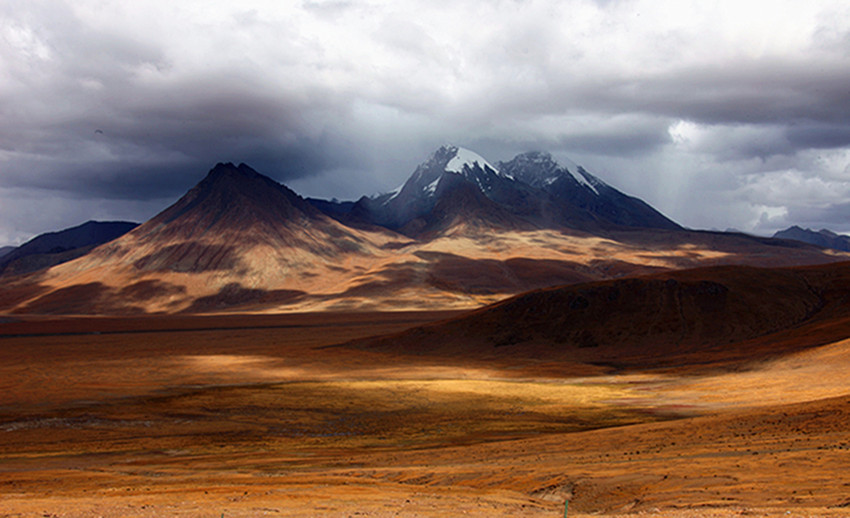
2, 0, 850, 243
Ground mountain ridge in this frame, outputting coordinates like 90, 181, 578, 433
1, 154, 848, 315
773, 225, 850, 252
0, 220, 139, 277
314, 145, 680, 236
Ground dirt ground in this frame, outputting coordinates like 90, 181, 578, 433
1, 312, 849, 517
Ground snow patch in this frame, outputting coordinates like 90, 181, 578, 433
424, 177, 441, 195
384, 182, 405, 204
568, 168, 599, 195
446, 147, 506, 177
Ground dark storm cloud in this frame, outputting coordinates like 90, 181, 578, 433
554, 124, 672, 157
0, 0, 374, 208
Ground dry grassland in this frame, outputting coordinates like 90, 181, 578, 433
0, 313, 848, 517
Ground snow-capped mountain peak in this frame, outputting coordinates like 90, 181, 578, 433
328, 147, 681, 236
445, 146, 505, 177
384, 145, 511, 203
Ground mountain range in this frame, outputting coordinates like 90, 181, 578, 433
0, 221, 138, 277
773, 226, 850, 252
313, 146, 680, 236
1, 146, 847, 315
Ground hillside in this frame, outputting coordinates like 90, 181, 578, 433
349, 260, 850, 370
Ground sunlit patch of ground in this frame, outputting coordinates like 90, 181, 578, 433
654, 337, 850, 409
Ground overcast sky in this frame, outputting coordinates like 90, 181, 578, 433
2, 0, 850, 245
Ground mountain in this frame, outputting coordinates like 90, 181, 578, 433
498, 151, 681, 231
343, 146, 534, 235
1, 163, 404, 314
0, 246, 14, 259
325, 146, 680, 237
0, 220, 138, 277
773, 226, 850, 252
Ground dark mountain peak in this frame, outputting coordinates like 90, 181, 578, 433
345, 146, 513, 234
206, 161, 259, 174
141, 162, 325, 241
498, 151, 680, 231
199, 162, 282, 193
210, 161, 237, 173
498, 151, 598, 192
501, 150, 558, 173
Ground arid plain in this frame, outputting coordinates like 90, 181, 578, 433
3, 263, 850, 517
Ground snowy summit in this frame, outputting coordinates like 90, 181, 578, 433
444, 147, 505, 177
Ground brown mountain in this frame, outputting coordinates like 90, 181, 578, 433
0, 163, 405, 314
117, 162, 379, 272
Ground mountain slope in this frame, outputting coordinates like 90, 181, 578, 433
773, 226, 850, 252
0, 221, 138, 277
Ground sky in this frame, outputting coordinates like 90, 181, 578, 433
2, 0, 850, 245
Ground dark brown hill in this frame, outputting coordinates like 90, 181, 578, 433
350, 262, 850, 369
